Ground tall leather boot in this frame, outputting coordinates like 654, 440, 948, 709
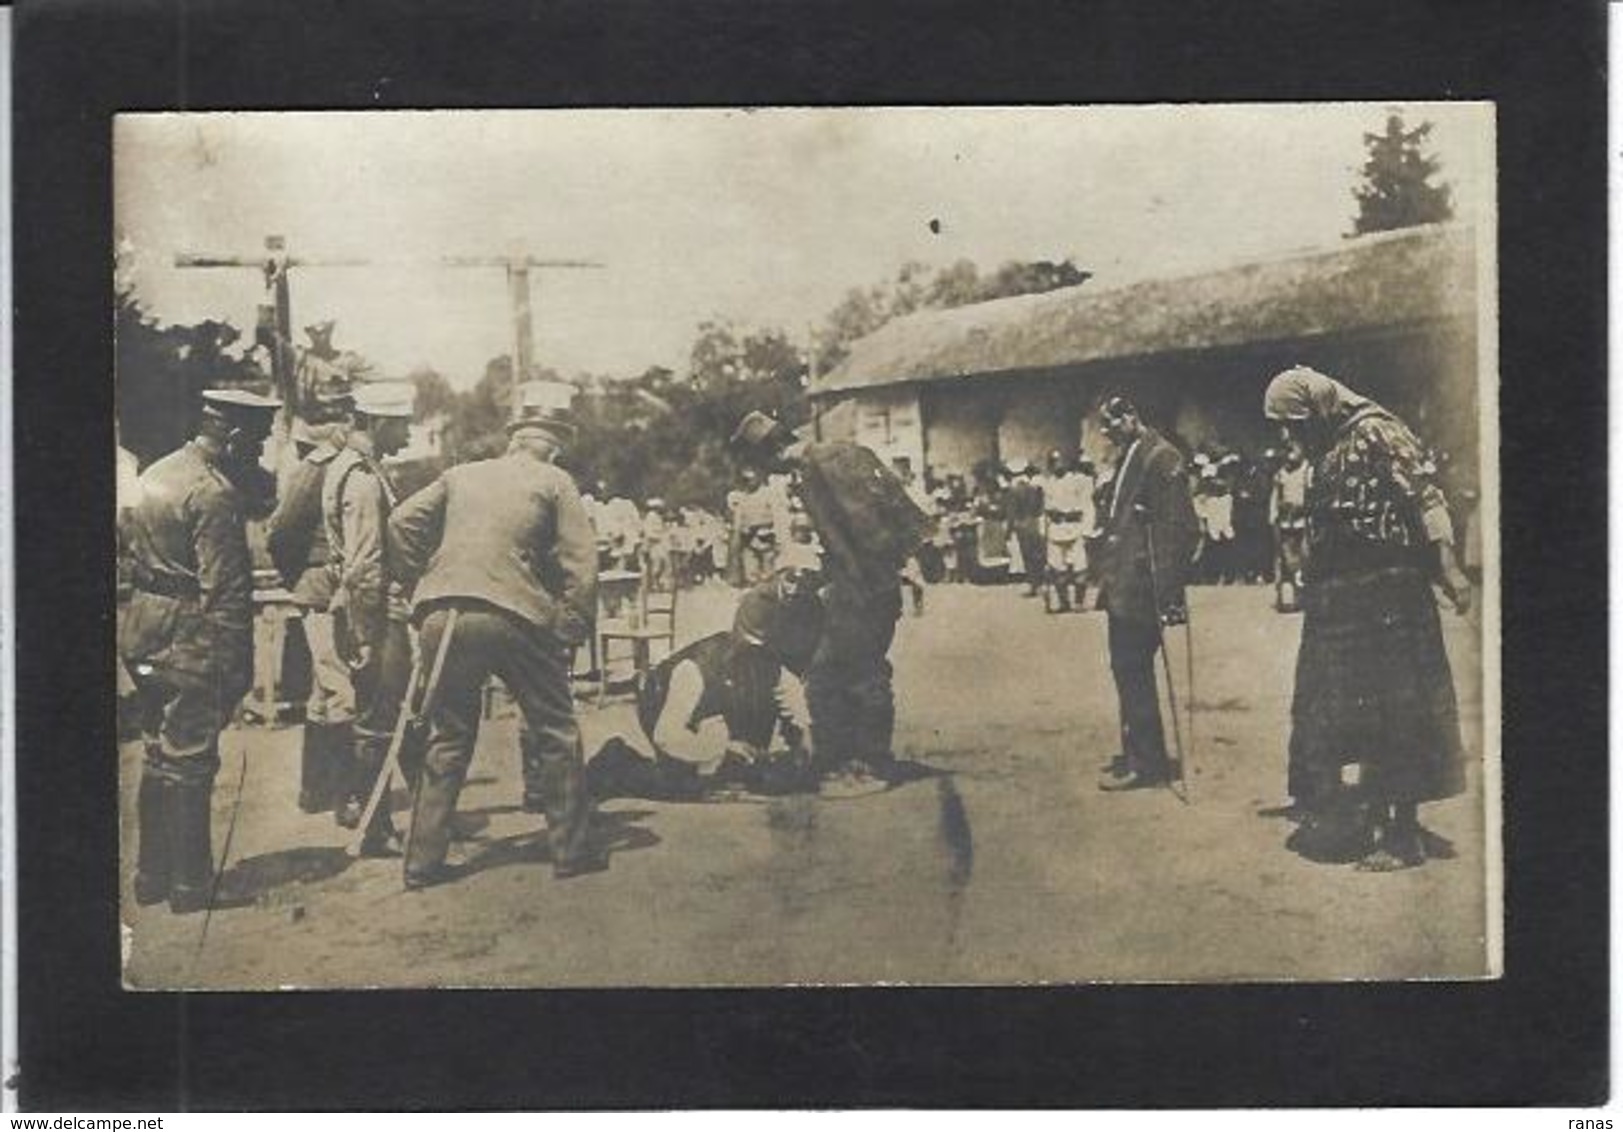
335, 728, 381, 830
132, 756, 171, 906
166, 774, 216, 915
519, 727, 547, 813
351, 732, 402, 857
403, 762, 465, 889
298, 722, 345, 814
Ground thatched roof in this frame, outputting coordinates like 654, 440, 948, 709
812, 223, 1477, 397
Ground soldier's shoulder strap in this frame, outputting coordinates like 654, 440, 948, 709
330, 449, 397, 514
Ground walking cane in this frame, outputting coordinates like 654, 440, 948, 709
345, 607, 460, 859
1143, 514, 1193, 806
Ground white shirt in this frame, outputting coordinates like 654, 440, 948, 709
1109, 438, 1142, 521
651, 657, 810, 771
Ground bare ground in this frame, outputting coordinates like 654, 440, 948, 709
120, 582, 1490, 989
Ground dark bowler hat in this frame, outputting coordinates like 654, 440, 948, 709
730, 410, 792, 454
202, 388, 281, 434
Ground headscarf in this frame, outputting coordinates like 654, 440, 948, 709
1263, 366, 1374, 425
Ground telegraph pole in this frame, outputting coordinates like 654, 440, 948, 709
441, 253, 603, 385
176, 239, 604, 423
174, 235, 366, 431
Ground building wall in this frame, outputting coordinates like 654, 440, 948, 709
997, 380, 1081, 468
920, 386, 996, 476
846, 386, 925, 478
816, 316, 1479, 488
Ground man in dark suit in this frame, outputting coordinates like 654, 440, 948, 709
389, 380, 601, 887
1093, 395, 1199, 791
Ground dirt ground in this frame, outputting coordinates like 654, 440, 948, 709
120, 580, 1491, 989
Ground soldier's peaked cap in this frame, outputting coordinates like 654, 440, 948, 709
508, 380, 577, 433
352, 380, 416, 418
202, 388, 281, 426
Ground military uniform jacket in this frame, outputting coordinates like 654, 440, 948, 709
117, 441, 255, 695
264, 439, 341, 609
323, 438, 406, 650
389, 450, 599, 647
1095, 428, 1198, 625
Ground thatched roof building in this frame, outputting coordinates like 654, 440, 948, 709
810, 223, 1482, 481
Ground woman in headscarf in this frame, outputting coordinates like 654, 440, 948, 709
1263, 366, 1472, 870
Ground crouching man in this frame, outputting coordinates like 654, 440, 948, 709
590, 573, 825, 800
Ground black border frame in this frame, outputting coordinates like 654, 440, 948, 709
13, 0, 1608, 1110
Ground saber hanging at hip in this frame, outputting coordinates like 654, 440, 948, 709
346, 607, 461, 860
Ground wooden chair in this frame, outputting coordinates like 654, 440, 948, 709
597, 569, 678, 706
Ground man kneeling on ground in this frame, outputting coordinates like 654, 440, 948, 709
588, 573, 824, 801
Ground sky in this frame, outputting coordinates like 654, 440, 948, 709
114, 104, 1494, 389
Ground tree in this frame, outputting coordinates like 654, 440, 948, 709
814, 256, 1092, 372
116, 284, 267, 465
1349, 113, 1454, 236
407, 366, 458, 420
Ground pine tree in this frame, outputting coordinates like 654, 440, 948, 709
1349, 114, 1454, 236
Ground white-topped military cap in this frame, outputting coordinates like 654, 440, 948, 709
351, 380, 416, 418
508, 380, 577, 434
201, 388, 281, 435
202, 387, 282, 414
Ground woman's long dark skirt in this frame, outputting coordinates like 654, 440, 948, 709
1288, 566, 1466, 810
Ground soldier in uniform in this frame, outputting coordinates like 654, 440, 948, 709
390, 381, 601, 888
324, 381, 417, 853
730, 411, 930, 785
119, 388, 280, 914
264, 369, 354, 814
1041, 450, 1097, 612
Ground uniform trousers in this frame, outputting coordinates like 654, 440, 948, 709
300, 610, 356, 725
406, 603, 589, 877
350, 619, 413, 749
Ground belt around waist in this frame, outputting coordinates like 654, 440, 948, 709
1047, 511, 1084, 522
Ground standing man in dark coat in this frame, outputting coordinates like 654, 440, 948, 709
390, 381, 601, 888
119, 388, 280, 913
1093, 395, 1199, 792
729, 411, 930, 784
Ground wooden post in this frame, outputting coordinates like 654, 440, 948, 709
508, 263, 534, 385
265, 236, 295, 434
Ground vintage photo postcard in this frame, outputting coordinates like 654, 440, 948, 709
112, 104, 1498, 989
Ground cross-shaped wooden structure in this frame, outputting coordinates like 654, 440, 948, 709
175, 235, 604, 428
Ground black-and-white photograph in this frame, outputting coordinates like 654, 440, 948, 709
113, 105, 1498, 989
